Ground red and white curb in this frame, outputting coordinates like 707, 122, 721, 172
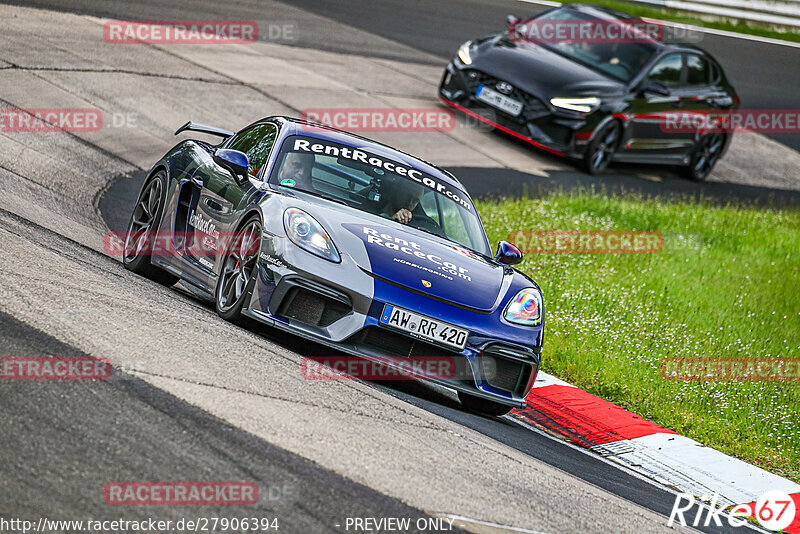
511, 372, 800, 532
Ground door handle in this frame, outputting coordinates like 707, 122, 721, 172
202, 197, 232, 214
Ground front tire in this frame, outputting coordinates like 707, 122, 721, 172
458, 391, 513, 416
680, 133, 725, 181
582, 120, 621, 175
215, 215, 262, 322
122, 170, 179, 286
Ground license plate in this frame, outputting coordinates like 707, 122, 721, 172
379, 304, 468, 350
476, 85, 523, 117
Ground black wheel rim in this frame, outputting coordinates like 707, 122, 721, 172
693, 134, 724, 178
591, 124, 619, 171
217, 220, 261, 312
124, 177, 162, 262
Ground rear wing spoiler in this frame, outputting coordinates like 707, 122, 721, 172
174, 121, 235, 139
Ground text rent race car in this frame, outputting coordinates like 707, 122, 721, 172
123, 117, 543, 415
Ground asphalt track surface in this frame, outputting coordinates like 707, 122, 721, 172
0, 1, 796, 533
7, 0, 800, 153
0, 309, 455, 534
10, 0, 800, 204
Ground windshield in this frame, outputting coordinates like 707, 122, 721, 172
269, 135, 491, 255
519, 8, 658, 82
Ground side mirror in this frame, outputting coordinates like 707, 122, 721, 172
641, 80, 671, 97
495, 241, 523, 265
213, 149, 249, 181
507, 14, 521, 25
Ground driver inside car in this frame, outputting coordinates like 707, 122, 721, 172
278, 152, 315, 189
375, 176, 427, 225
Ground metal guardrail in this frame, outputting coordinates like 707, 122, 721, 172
627, 0, 800, 27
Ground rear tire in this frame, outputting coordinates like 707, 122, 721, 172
582, 120, 621, 175
215, 215, 262, 323
458, 391, 513, 416
680, 133, 725, 181
122, 170, 179, 286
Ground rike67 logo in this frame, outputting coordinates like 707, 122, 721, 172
669, 490, 797, 531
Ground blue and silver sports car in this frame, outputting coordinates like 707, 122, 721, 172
124, 116, 544, 415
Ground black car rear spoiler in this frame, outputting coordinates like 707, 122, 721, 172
174, 121, 235, 139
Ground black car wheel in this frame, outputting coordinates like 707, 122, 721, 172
458, 391, 513, 416
215, 216, 262, 322
123, 170, 179, 286
582, 120, 621, 175
681, 133, 725, 181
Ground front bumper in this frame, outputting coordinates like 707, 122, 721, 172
242, 242, 540, 408
439, 61, 600, 158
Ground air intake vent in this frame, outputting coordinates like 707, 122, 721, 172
277, 287, 350, 327
480, 345, 537, 396
349, 327, 472, 382
358, 327, 456, 358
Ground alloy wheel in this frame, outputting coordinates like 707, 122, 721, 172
217, 219, 261, 313
124, 177, 162, 263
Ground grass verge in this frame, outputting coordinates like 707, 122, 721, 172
478, 191, 800, 482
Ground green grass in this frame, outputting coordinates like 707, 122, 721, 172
478, 191, 800, 482
553, 0, 800, 43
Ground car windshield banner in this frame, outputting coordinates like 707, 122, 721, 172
284, 135, 474, 212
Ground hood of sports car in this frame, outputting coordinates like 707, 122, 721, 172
341, 221, 506, 312
469, 34, 627, 98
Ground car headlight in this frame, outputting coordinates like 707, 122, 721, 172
283, 208, 340, 263
504, 288, 543, 326
457, 41, 473, 65
550, 97, 601, 113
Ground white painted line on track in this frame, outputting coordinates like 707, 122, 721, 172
433, 513, 550, 533
529, 370, 575, 389
515, 0, 800, 48
593, 433, 800, 506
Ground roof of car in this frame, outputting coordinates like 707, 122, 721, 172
262, 116, 468, 192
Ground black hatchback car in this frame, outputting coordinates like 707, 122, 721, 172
439, 3, 738, 180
